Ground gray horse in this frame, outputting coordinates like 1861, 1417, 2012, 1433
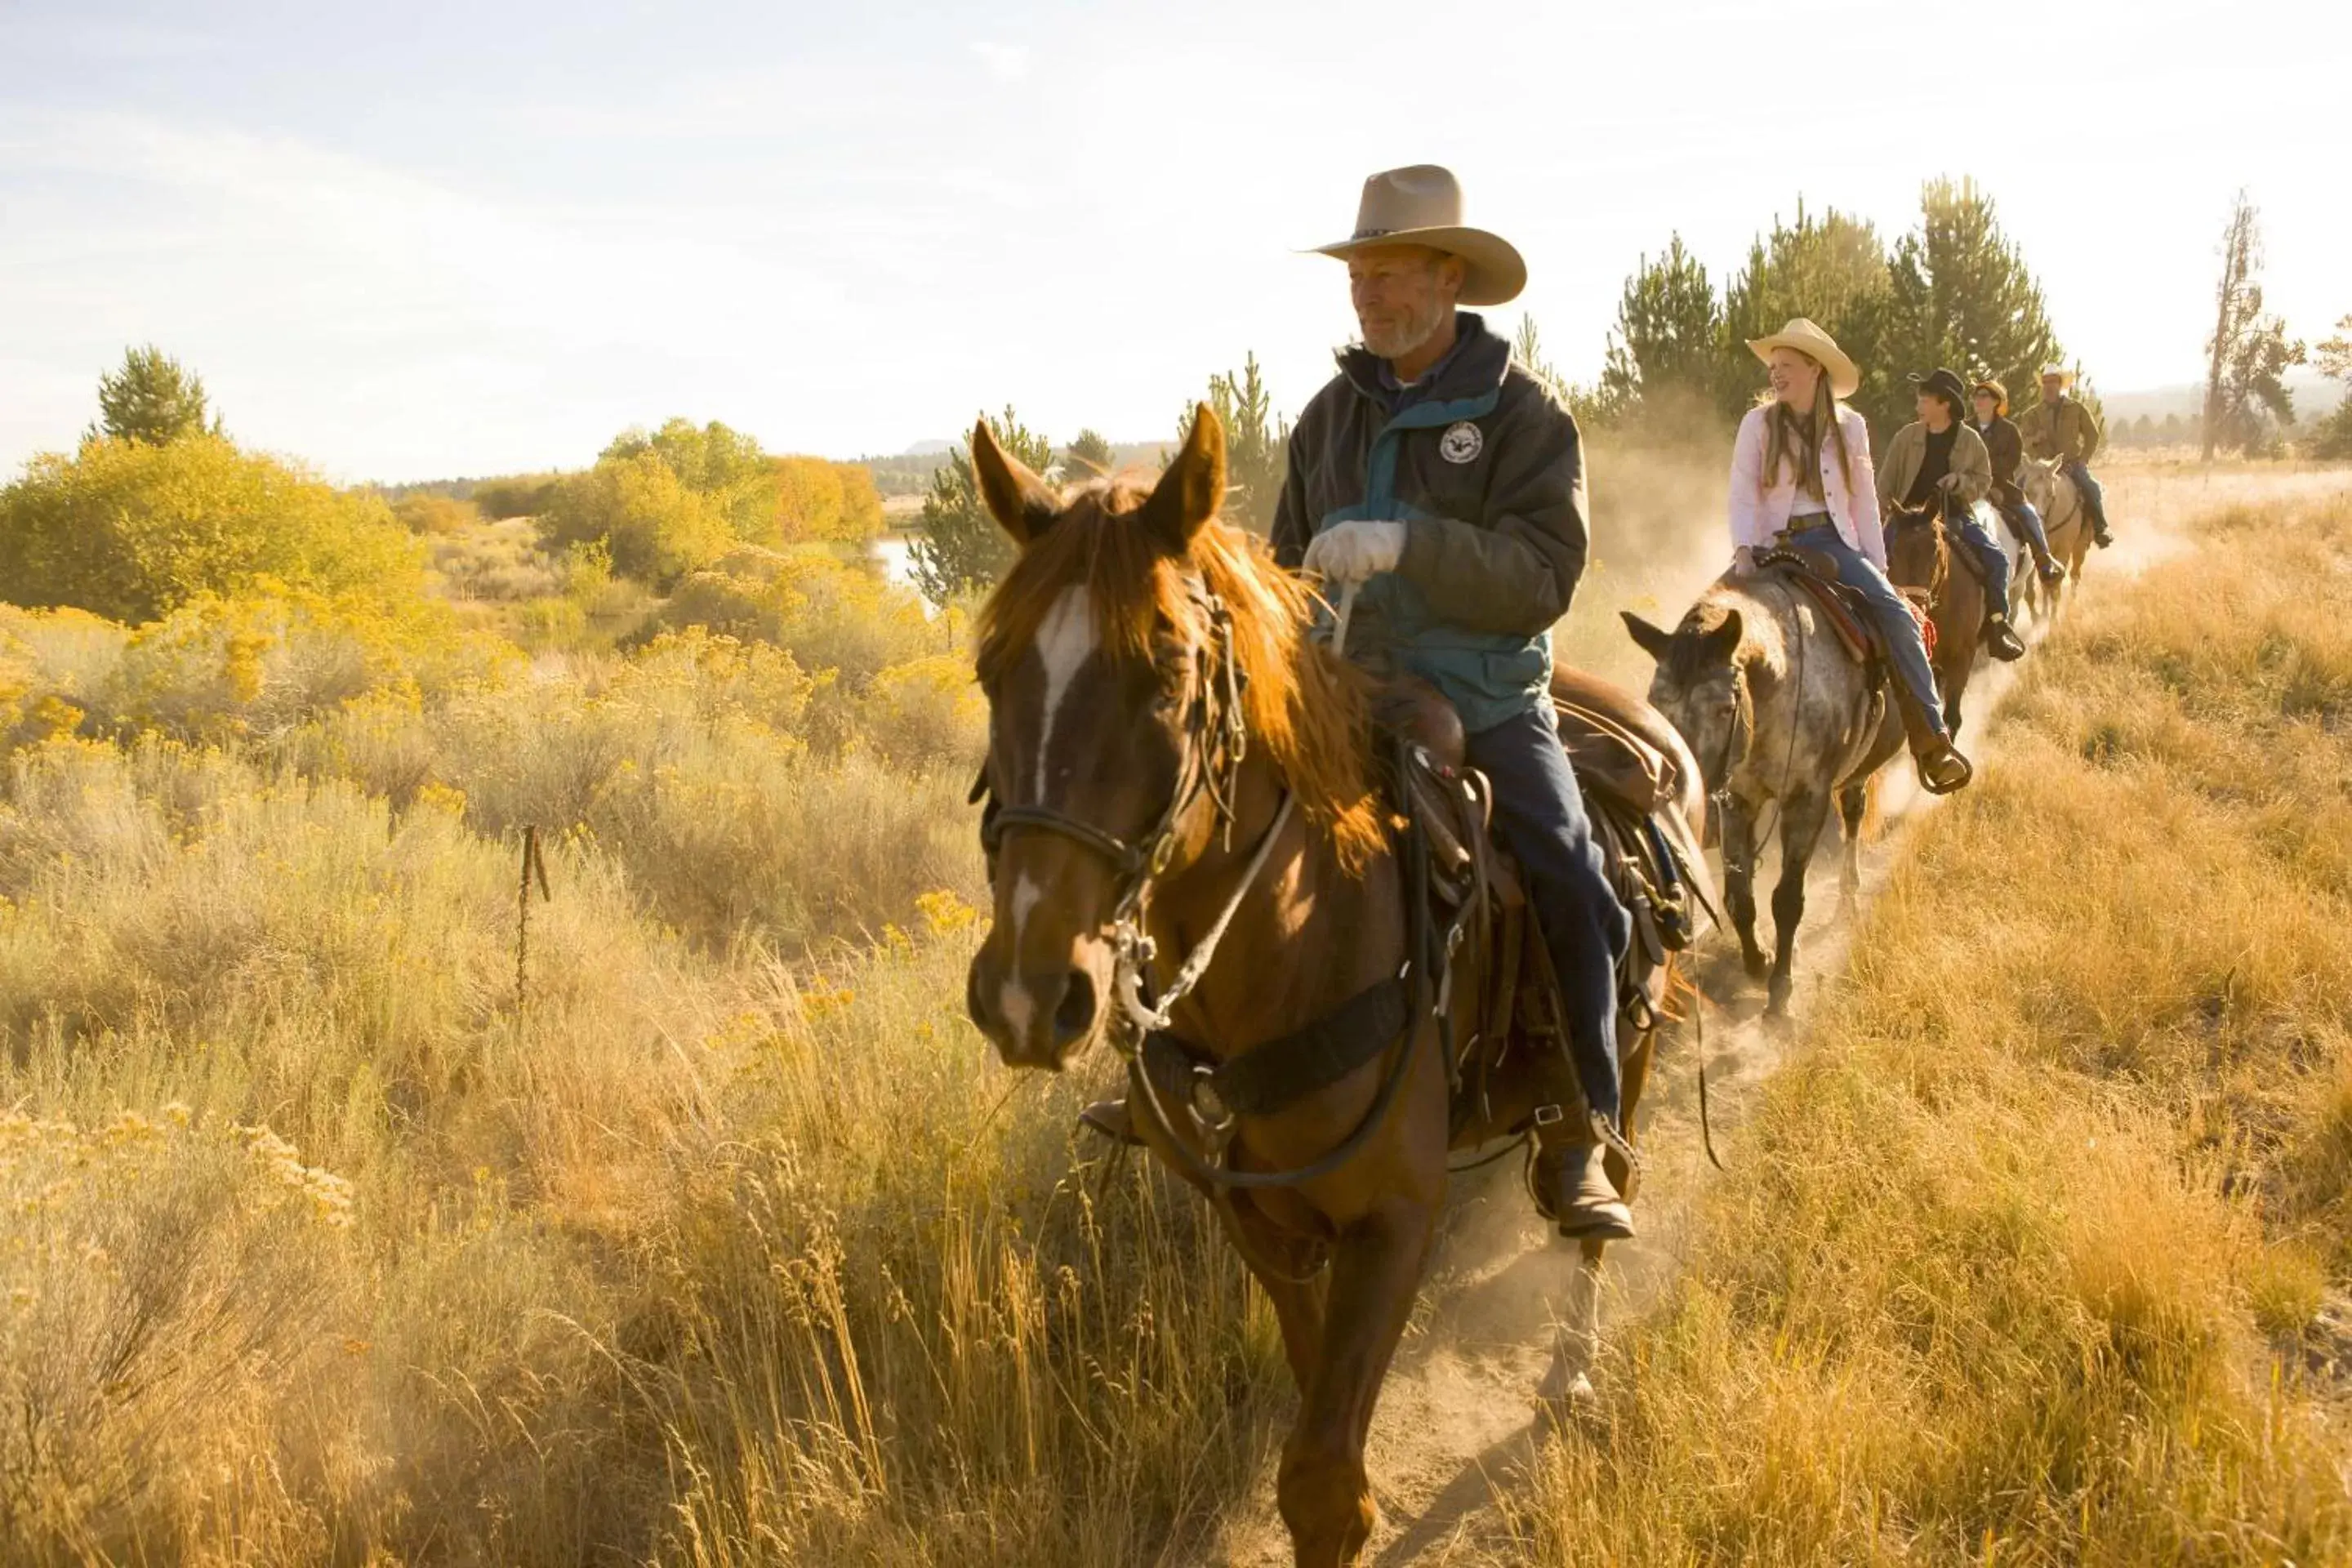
1624, 572, 1897, 1014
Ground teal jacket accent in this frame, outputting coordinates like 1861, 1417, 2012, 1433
1272, 314, 1589, 734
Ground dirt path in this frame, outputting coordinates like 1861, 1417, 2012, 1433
1193, 465, 2305, 1567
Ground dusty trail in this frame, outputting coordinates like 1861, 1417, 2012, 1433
1196, 463, 2313, 1567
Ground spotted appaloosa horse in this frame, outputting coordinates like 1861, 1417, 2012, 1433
962, 408, 1703, 1566
1625, 566, 1895, 1015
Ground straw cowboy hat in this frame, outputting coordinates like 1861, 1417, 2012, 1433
2038, 363, 2077, 388
1746, 318, 1861, 400
1972, 376, 2010, 416
1311, 164, 1526, 307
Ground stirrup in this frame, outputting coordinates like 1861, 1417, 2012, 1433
1913, 741, 1973, 795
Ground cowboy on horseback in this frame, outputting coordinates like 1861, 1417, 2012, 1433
1971, 376, 2069, 586
2019, 365, 2114, 549
1289, 165, 1640, 1240
1080, 165, 1637, 1240
1730, 321, 1974, 794
1881, 366, 2028, 662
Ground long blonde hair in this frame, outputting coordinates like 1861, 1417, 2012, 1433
1756, 353, 1855, 501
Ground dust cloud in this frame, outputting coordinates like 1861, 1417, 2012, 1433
1558, 421, 1739, 692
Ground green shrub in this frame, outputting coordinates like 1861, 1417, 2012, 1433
537, 452, 735, 587
0, 436, 423, 622
472, 474, 562, 519
393, 492, 479, 535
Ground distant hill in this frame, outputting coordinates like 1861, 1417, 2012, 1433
861, 437, 1174, 499
2103, 371, 2341, 424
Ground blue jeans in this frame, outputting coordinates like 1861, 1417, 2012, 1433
1463, 704, 1629, 1125
1944, 505, 2012, 615
1785, 524, 1948, 737
2061, 460, 2109, 534
1996, 495, 2053, 561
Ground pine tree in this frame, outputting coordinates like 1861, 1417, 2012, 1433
91, 345, 220, 446
1059, 429, 1116, 483
1882, 179, 2066, 422
1597, 235, 1720, 432
1716, 204, 1896, 427
908, 408, 1052, 605
1182, 353, 1287, 534
2309, 314, 2352, 459
2202, 191, 2306, 457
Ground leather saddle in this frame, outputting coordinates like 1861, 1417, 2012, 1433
1374, 671, 1703, 1120
1756, 545, 1936, 666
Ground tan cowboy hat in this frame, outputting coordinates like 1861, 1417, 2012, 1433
1311, 164, 1526, 307
2038, 363, 2076, 388
1746, 318, 1861, 400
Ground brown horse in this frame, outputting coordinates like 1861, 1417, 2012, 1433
1882, 500, 1982, 739
962, 406, 1703, 1566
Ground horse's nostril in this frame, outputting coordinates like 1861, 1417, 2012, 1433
1052, 969, 1097, 1045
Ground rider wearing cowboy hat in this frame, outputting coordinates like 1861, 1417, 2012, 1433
1077, 167, 1634, 1239
1971, 377, 2068, 586
1731, 322, 1974, 792
1880, 366, 2026, 662
2018, 365, 2114, 548
1283, 165, 1634, 1240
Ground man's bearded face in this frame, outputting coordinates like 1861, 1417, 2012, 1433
1348, 244, 1460, 361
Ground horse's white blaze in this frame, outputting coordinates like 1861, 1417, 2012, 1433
1007, 872, 1043, 942
997, 873, 1045, 1045
999, 978, 1036, 1045
1032, 584, 1094, 791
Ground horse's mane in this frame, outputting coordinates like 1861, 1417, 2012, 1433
976, 478, 1387, 872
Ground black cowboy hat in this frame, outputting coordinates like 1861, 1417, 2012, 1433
1908, 367, 1969, 410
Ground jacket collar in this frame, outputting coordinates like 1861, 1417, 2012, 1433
1338, 311, 1509, 411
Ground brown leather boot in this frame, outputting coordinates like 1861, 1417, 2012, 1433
1983, 612, 2025, 662
1533, 1137, 1635, 1241
1079, 1098, 1143, 1145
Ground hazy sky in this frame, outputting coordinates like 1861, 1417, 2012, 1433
3, 0, 2346, 483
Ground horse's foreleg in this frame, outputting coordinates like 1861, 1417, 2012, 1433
1539, 1249, 1606, 1414
1767, 791, 1832, 1017
1721, 798, 1768, 982
1218, 1193, 1328, 1388
1277, 1199, 1435, 1567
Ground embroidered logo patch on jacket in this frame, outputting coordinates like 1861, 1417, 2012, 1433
1438, 421, 1483, 464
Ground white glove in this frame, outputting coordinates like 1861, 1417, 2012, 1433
1303, 520, 1406, 585
1731, 545, 1757, 577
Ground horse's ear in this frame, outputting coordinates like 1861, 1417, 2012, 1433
1699, 608, 1744, 661
971, 417, 1059, 546
1621, 611, 1674, 663
1138, 403, 1227, 551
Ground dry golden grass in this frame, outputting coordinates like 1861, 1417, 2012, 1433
0, 471, 2345, 1565
1508, 486, 2352, 1566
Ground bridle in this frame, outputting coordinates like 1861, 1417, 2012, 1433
973, 586, 1290, 1031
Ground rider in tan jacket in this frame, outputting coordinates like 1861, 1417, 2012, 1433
1877, 368, 2026, 662
2018, 367, 2114, 548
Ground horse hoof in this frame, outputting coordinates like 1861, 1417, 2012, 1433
1742, 950, 1770, 981
1537, 1368, 1600, 1426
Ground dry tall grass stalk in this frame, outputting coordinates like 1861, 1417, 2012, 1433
1507, 488, 2352, 1566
